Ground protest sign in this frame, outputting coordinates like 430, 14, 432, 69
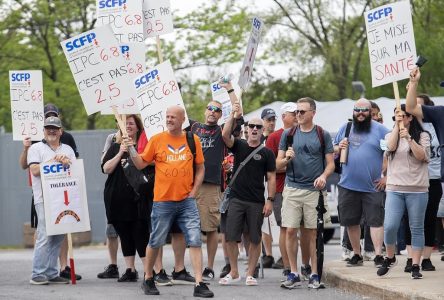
61, 25, 137, 115
143, 0, 174, 39
41, 159, 90, 236
211, 81, 232, 125
238, 17, 263, 90
101, 43, 147, 115
9, 70, 44, 141
96, 0, 144, 43
134, 60, 189, 138
365, 1, 417, 87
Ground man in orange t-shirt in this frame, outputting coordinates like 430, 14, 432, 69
127, 106, 214, 298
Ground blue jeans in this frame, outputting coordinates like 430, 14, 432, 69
149, 197, 202, 248
31, 203, 65, 280
384, 191, 428, 250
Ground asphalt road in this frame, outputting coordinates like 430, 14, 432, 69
0, 239, 364, 300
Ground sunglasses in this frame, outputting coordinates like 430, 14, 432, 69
207, 105, 222, 113
295, 110, 313, 115
248, 124, 263, 129
353, 107, 370, 113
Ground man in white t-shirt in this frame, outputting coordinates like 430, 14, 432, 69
27, 116, 76, 285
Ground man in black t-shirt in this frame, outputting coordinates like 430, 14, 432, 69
219, 107, 276, 286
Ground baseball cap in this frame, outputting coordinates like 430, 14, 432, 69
44, 103, 59, 117
44, 116, 62, 128
280, 102, 297, 113
261, 108, 276, 120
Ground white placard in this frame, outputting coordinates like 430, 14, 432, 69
96, 0, 144, 43
9, 70, 44, 141
210, 81, 233, 125
41, 159, 90, 236
61, 25, 137, 115
134, 60, 189, 139
238, 17, 263, 90
101, 43, 147, 114
365, 1, 417, 87
143, 0, 174, 39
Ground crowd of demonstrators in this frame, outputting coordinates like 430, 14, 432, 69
276, 97, 335, 289
219, 102, 276, 286
264, 103, 298, 277
127, 106, 214, 298
377, 104, 430, 279
27, 116, 76, 285
403, 95, 442, 273
334, 99, 388, 268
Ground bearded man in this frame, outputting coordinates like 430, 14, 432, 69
334, 98, 389, 267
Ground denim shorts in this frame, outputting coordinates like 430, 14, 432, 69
149, 198, 202, 248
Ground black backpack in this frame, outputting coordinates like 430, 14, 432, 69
186, 131, 196, 179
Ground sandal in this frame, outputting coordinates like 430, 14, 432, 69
218, 274, 241, 285
245, 276, 257, 286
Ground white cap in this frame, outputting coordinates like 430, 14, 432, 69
280, 102, 297, 113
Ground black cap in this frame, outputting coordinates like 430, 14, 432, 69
44, 103, 59, 117
261, 108, 276, 120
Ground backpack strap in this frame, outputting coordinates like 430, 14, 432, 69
315, 125, 326, 169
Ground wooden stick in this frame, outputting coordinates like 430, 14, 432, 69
67, 233, 76, 284
392, 81, 404, 129
112, 107, 128, 137
156, 36, 164, 63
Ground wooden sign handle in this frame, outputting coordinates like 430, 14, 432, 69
156, 36, 164, 63
112, 107, 128, 138
67, 233, 76, 284
392, 81, 404, 130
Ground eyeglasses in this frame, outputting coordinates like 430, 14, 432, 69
248, 124, 263, 129
353, 107, 370, 113
295, 110, 313, 115
207, 105, 222, 113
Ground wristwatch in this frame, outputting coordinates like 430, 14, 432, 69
267, 196, 274, 202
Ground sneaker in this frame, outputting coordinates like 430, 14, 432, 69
341, 247, 352, 261
172, 268, 195, 285
281, 268, 290, 282
421, 258, 435, 271
300, 265, 312, 281
154, 269, 172, 286
411, 264, 423, 279
308, 274, 320, 289
48, 276, 69, 284
280, 272, 301, 289
261, 255, 274, 268
141, 278, 160, 295
374, 255, 384, 268
219, 264, 231, 278
377, 256, 397, 277
404, 258, 412, 273
202, 267, 215, 281
193, 282, 214, 298
60, 266, 82, 280
117, 268, 138, 282
272, 257, 284, 269
347, 254, 363, 267
98, 264, 119, 279
30, 275, 49, 285
363, 251, 375, 261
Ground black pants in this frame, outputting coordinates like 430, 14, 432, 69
113, 219, 150, 258
405, 179, 443, 247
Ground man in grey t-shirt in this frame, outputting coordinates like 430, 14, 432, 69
276, 97, 334, 289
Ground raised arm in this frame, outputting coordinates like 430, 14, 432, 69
19, 137, 32, 169
405, 68, 424, 119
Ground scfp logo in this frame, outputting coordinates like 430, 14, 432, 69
43, 164, 70, 174
253, 18, 261, 30
65, 33, 97, 52
11, 73, 31, 82
135, 70, 159, 89
120, 45, 130, 55
212, 83, 221, 92
98, 0, 126, 8
367, 7, 392, 23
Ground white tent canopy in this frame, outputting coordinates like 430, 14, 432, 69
244, 97, 444, 133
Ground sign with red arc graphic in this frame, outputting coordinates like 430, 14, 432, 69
41, 159, 90, 236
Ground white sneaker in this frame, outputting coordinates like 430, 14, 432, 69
341, 248, 352, 261
363, 251, 375, 261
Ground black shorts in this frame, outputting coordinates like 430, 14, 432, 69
338, 186, 385, 227
225, 198, 264, 244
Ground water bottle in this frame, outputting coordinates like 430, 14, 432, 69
219, 73, 234, 83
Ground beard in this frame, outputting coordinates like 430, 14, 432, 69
353, 114, 372, 133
